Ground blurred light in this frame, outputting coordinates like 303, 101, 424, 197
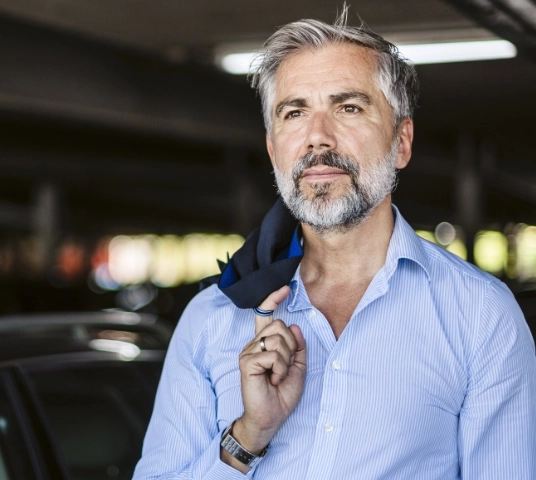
101, 309, 142, 324
109, 235, 154, 285
416, 228, 466, 259
505, 233, 517, 280
93, 263, 121, 291
115, 284, 157, 311
55, 239, 86, 281
182, 234, 218, 283
398, 40, 516, 65
435, 222, 456, 246
415, 230, 436, 244
99, 330, 139, 343
219, 39, 516, 75
220, 52, 258, 74
151, 235, 185, 287
446, 239, 467, 260
516, 225, 536, 282
89, 339, 140, 361
474, 231, 507, 274
91, 238, 110, 270
92, 233, 244, 289
179, 233, 244, 284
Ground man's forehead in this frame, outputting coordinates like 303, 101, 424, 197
278, 43, 377, 73
272, 44, 380, 104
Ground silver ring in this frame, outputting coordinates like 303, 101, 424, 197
259, 336, 267, 352
254, 307, 274, 317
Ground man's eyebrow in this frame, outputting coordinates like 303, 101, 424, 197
329, 91, 372, 105
275, 98, 309, 117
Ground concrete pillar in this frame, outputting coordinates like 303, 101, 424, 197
33, 182, 61, 273
455, 133, 482, 264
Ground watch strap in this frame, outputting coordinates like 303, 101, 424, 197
221, 421, 268, 468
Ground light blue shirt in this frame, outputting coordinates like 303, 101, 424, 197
133, 208, 536, 479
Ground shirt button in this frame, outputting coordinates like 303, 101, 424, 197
324, 423, 334, 432
309, 310, 316, 317
332, 360, 341, 371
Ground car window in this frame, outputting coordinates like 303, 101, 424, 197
0, 375, 37, 480
0, 431, 9, 480
0, 454, 8, 480
26, 361, 162, 480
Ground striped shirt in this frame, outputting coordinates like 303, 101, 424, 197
133, 208, 536, 479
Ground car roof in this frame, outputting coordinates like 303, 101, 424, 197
0, 310, 173, 366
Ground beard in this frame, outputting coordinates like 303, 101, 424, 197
273, 140, 399, 235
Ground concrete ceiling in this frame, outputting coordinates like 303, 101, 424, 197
0, 0, 535, 235
0, 0, 482, 56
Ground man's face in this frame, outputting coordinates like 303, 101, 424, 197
266, 43, 413, 233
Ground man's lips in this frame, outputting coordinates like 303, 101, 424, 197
300, 167, 348, 181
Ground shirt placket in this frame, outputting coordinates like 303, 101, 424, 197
304, 309, 349, 478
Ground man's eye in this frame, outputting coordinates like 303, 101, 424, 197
342, 105, 360, 113
285, 110, 302, 119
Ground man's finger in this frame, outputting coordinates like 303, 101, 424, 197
254, 285, 291, 336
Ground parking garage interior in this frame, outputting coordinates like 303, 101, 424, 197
0, 0, 535, 335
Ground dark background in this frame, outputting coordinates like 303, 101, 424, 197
0, 0, 535, 331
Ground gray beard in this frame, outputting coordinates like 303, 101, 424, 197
273, 141, 399, 236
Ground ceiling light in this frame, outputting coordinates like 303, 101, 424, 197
397, 39, 516, 65
220, 52, 258, 75
218, 39, 516, 75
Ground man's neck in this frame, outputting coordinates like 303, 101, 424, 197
298, 196, 395, 339
299, 196, 395, 288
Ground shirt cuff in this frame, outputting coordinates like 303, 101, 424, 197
194, 430, 257, 480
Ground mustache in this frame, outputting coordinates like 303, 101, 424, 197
292, 150, 360, 184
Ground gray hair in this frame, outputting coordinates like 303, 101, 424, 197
250, 7, 419, 134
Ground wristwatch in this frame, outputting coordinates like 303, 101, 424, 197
221, 421, 269, 468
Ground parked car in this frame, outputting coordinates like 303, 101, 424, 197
0, 310, 172, 480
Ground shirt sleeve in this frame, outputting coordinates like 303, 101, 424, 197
132, 288, 253, 480
458, 280, 536, 479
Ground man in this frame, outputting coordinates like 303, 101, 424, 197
133, 10, 536, 480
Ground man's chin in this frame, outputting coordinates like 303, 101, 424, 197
299, 185, 352, 203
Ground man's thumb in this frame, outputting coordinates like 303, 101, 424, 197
289, 324, 306, 369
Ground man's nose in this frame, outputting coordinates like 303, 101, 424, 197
304, 112, 337, 154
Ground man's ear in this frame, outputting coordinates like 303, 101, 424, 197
266, 134, 276, 167
396, 118, 414, 170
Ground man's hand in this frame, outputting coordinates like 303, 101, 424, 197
221, 286, 307, 472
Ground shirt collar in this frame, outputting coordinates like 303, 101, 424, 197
288, 205, 431, 311
385, 205, 431, 282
